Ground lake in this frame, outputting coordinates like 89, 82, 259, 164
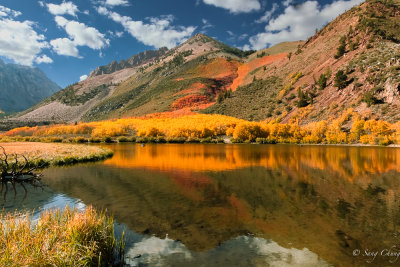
2, 143, 400, 266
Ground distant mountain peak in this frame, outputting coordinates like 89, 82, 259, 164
180, 33, 221, 48
0, 62, 60, 112
89, 47, 169, 77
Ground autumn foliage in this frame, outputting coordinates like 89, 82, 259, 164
2, 112, 400, 145
171, 94, 210, 110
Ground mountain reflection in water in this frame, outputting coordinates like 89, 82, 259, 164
42, 144, 400, 266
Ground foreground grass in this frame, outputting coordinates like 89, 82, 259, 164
0, 207, 122, 266
0, 142, 113, 167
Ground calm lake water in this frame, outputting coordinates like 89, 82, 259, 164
3, 143, 400, 266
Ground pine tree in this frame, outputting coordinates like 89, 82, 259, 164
318, 74, 328, 90
297, 88, 309, 107
217, 94, 224, 103
334, 36, 347, 59
334, 70, 348, 89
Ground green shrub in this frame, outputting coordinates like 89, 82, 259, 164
156, 137, 167, 143
334, 36, 346, 59
75, 136, 88, 143
363, 92, 379, 107
117, 136, 129, 143
166, 137, 186, 143
200, 137, 213, 143
334, 70, 348, 89
318, 74, 328, 90
297, 88, 309, 108
295, 45, 302, 55
256, 138, 276, 144
216, 138, 225, 143
186, 137, 201, 143
136, 137, 148, 143
104, 136, 113, 143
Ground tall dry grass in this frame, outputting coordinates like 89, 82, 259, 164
0, 206, 123, 266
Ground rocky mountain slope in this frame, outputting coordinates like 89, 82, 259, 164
17, 0, 400, 124
17, 34, 254, 122
89, 47, 169, 77
0, 59, 60, 112
206, 0, 400, 123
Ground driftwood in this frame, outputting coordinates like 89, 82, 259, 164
0, 146, 44, 183
0, 146, 45, 204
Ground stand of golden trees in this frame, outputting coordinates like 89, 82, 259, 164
2, 112, 400, 145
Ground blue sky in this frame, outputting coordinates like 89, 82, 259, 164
0, 0, 363, 87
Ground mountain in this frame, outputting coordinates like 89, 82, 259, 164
205, 0, 400, 123
0, 59, 61, 113
17, 0, 400, 124
17, 33, 255, 122
89, 47, 169, 77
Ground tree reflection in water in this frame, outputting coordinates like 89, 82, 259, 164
42, 144, 400, 266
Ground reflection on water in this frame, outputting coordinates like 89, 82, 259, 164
103, 144, 400, 181
0, 181, 85, 219
38, 144, 400, 266
124, 235, 330, 266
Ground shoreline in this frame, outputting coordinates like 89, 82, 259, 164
104, 140, 400, 148
291, 143, 400, 148
0, 142, 113, 167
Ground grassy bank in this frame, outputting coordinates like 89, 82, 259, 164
0, 207, 122, 266
0, 142, 113, 167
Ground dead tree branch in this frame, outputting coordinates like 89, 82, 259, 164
0, 146, 43, 183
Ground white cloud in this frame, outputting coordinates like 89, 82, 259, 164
54, 16, 109, 50
256, 3, 278, 23
38, 1, 44, 7
46, 1, 79, 16
104, 0, 129, 6
124, 235, 330, 266
0, 5, 21, 17
282, 0, 293, 7
108, 30, 124, 38
79, 74, 88, 81
226, 30, 248, 44
238, 33, 248, 41
201, 18, 213, 31
50, 38, 80, 57
0, 6, 49, 65
97, 7, 195, 49
248, 0, 363, 50
242, 44, 251, 51
35, 54, 53, 64
203, 0, 261, 13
